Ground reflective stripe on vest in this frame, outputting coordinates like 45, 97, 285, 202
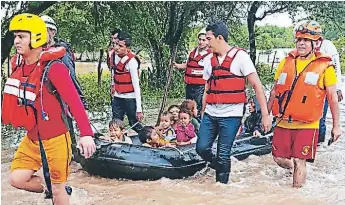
184, 48, 211, 85
272, 51, 332, 123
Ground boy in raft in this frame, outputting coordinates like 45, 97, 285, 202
139, 126, 174, 148
99, 119, 132, 144
175, 108, 197, 146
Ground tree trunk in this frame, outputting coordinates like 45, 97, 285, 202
247, 2, 260, 65
1, 1, 57, 66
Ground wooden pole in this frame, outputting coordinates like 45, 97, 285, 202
156, 46, 177, 126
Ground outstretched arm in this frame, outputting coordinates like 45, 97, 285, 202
247, 72, 271, 133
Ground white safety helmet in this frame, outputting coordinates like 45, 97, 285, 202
197, 27, 206, 38
41, 15, 57, 31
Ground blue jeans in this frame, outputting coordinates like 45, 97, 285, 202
111, 97, 143, 133
196, 113, 242, 184
318, 98, 329, 143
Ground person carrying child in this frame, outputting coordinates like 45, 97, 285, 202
175, 108, 197, 145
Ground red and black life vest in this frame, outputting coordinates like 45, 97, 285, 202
184, 47, 211, 85
206, 47, 247, 104
111, 51, 140, 94
2, 48, 69, 131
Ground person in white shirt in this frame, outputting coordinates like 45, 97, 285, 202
173, 28, 212, 120
315, 38, 343, 143
196, 21, 272, 184
110, 31, 143, 133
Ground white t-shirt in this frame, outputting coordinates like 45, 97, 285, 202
185, 47, 213, 68
112, 54, 142, 112
319, 39, 342, 91
202, 48, 257, 117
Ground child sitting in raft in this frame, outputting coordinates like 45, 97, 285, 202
168, 104, 180, 129
138, 126, 174, 148
99, 119, 133, 144
175, 108, 197, 146
180, 99, 200, 133
159, 111, 177, 142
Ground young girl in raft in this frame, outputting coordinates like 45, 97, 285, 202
159, 111, 177, 142
168, 104, 180, 129
175, 108, 197, 146
180, 99, 200, 133
99, 118, 133, 144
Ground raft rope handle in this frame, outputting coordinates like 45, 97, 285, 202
165, 146, 185, 156
123, 121, 141, 134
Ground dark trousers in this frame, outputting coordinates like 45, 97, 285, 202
196, 113, 242, 184
186, 84, 205, 121
111, 97, 143, 133
318, 99, 329, 143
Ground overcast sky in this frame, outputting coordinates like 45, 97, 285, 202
1, 3, 307, 28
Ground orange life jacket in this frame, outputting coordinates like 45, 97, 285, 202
272, 50, 332, 123
2, 49, 67, 131
206, 47, 247, 104
184, 47, 211, 85
111, 51, 140, 94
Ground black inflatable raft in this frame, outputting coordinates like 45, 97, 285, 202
78, 133, 273, 180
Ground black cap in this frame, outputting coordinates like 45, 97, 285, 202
117, 31, 132, 47
206, 21, 229, 42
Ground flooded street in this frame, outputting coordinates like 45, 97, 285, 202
1, 76, 345, 205
2, 99, 345, 205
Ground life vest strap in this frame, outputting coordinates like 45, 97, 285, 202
206, 89, 245, 94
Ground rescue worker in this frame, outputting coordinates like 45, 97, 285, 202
110, 31, 144, 133
196, 21, 272, 184
40, 15, 88, 156
40, 15, 88, 110
267, 20, 341, 187
173, 28, 211, 120
2, 13, 96, 204
302, 21, 343, 144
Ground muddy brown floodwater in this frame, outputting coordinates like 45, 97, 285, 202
1, 69, 345, 204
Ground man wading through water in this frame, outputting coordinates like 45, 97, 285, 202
110, 31, 144, 133
2, 13, 96, 205
267, 20, 341, 187
174, 28, 212, 121
196, 21, 272, 184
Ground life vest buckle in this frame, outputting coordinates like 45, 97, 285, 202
288, 116, 292, 123
17, 98, 23, 106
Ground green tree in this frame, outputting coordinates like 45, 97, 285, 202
1, 1, 57, 65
